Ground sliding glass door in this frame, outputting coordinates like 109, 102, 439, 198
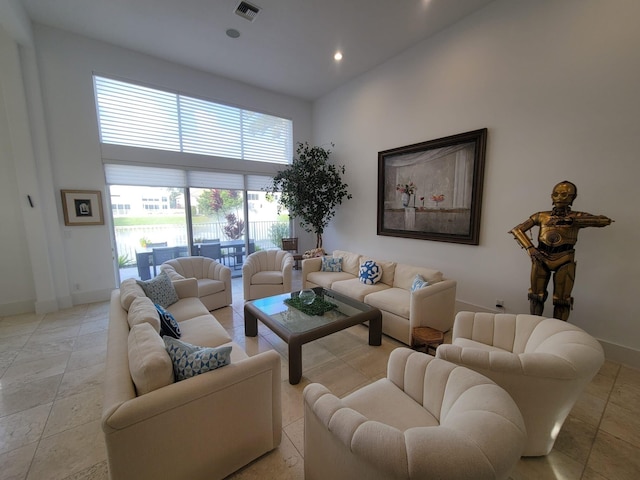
111, 182, 289, 283
110, 185, 188, 281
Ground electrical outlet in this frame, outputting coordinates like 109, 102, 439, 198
495, 299, 504, 308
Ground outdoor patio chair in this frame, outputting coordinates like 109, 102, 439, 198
152, 246, 179, 276
200, 242, 223, 262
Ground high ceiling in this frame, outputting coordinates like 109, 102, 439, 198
18, 0, 495, 100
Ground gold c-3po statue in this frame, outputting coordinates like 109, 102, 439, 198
509, 181, 613, 321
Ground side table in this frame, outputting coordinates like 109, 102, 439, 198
411, 326, 444, 355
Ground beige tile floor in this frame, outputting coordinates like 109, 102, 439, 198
0, 270, 638, 479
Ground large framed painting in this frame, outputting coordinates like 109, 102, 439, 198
61, 189, 105, 226
377, 128, 487, 245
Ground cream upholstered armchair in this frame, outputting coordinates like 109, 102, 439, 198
304, 347, 526, 480
160, 256, 231, 311
242, 250, 293, 301
436, 312, 605, 456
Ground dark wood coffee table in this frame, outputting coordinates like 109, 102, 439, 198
244, 287, 382, 384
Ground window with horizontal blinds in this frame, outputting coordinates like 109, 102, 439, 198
104, 164, 187, 187
104, 164, 251, 190
246, 175, 274, 191
94, 75, 292, 164
94, 77, 181, 151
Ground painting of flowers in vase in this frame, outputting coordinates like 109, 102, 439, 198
377, 129, 487, 245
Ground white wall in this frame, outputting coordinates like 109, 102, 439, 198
0, 24, 312, 313
313, 0, 640, 364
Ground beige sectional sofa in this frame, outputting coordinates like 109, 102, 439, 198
302, 250, 456, 345
103, 277, 281, 480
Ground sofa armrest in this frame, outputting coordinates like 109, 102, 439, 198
303, 383, 409, 478
436, 343, 584, 379
161, 264, 184, 281
282, 253, 294, 292
172, 277, 198, 298
104, 349, 280, 430
209, 261, 231, 281
103, 349, 281, 480
301, 257, 322, 288
409, 279, 457, 333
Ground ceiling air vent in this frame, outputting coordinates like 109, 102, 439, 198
235, 1, 260, 22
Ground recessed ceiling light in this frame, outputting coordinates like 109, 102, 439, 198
226, 28, 241, 38
334, 51, 343, 61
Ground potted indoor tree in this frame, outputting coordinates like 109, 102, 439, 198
265, 142, 352, 251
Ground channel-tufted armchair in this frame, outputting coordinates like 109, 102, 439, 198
436, 312, 605, 456
304, 347, 527, 480
242, 249, 293, 301
160, 256, 231, 311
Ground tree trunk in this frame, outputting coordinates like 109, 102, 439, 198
316, 234, 322, 249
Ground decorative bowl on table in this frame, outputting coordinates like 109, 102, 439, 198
298, 289, 316, 305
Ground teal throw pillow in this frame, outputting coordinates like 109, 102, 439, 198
155, 304, 181, 338
137, 270, 179, 308
164, 337, 232, 381
411, 274, 430, 292
359, 260, 382, 285
321, 256, 343, 272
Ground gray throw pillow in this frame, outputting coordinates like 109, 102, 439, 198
137, 270, 179, 308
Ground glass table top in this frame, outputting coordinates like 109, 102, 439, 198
247, 288, 371, 334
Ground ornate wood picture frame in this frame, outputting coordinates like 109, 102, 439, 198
377, 128, 487, 245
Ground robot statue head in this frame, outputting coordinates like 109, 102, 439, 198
551, 180, 577, 209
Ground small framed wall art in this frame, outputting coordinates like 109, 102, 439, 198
61, 189, 105, 226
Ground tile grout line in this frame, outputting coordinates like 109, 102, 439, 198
579, 363, 622, 480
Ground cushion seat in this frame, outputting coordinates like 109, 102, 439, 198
331, 277, 389, 302
178, 314, 233, 347
344, 378, 440, 430
364, 288, 410, 319
166, 296, 210, 321
197, 278, 226, 296
306, 271, 353, 288
253, 271, 285, 285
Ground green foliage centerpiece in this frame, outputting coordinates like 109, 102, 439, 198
265, 142, 352, 250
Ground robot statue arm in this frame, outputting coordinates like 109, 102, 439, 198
510, 216, 546, 263
509, 217, 536, 251
573, 213, 614, 228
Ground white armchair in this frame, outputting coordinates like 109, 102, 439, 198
160, 256, 231, 311
242, 250, 294, 301
304, 347, 526, 480
436, 312, 605, 456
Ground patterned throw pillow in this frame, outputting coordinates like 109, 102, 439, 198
411, 274, 430, 292
359, 260, 382, 285
155, 304, 181, 338
321, 256, 343, 272
137, 270, 179, 308
164, 337, 232, 381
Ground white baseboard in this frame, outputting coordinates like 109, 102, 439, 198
455, 300, 502, 314
0, 299, 37, 316
599, 340, 640, 370
71, 288, 112, 306
454, 300, 640, 370
1, 289, 111, 316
